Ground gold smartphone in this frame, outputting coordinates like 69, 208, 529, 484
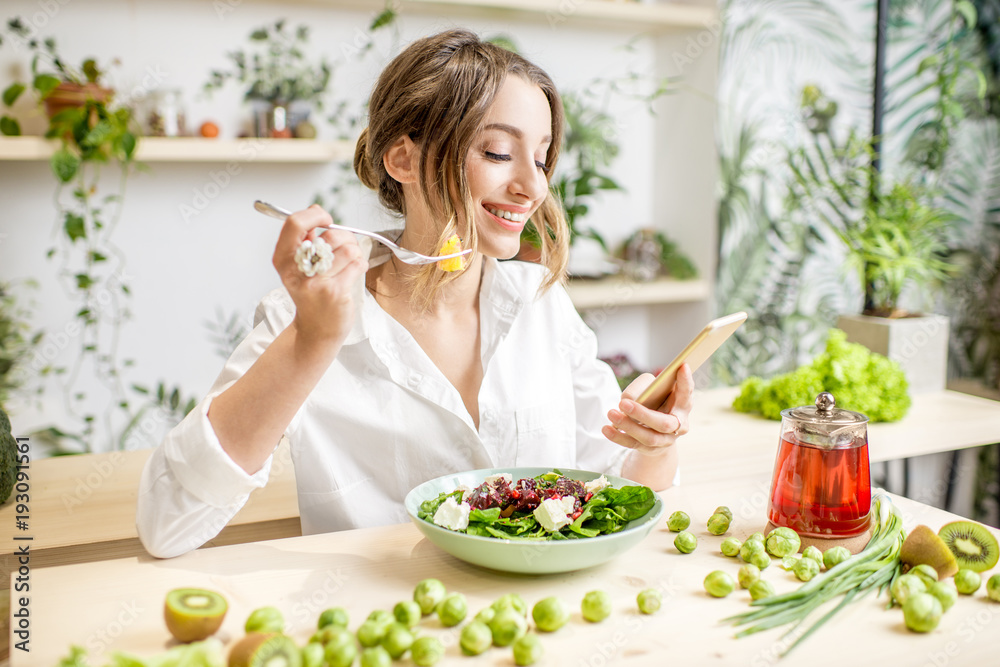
635, 311, 748, 409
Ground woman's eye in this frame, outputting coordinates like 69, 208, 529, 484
485, 151, 511, 162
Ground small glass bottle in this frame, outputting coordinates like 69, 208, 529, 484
623, 228, 662, 282
147, 89, 186, 137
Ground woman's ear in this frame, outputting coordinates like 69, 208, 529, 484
383, 135, 419, 184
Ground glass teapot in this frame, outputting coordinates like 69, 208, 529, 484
766, 392, 872, 538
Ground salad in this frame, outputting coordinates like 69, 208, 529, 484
416, 471, 656, 540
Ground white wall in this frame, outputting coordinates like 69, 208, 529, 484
0, 0, 715, 450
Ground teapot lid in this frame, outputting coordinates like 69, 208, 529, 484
781, 392, 869, 426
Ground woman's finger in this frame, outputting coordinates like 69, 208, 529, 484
272, 204, 334, 269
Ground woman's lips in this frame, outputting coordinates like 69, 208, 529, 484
483, 204, 528, 232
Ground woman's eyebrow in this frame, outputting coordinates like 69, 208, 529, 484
483, 122, 552, 144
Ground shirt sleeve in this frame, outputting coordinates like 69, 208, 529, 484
135, 289, 295, 558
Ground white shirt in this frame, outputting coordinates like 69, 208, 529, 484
136, 256, 629, 558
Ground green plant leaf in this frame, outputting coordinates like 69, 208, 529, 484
74, 274, 94, 289
32, 74, 60, 98
51, 148, 79, 183
2, 82, 25, 107
955, 1, 977, 29
369, 8, 397, 31
81, 59, 99, 83
63, 213, 86, 242
120, 131, 136, 159
0, 116, 20, 136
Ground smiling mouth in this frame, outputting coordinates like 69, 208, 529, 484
484, 205, 529, 231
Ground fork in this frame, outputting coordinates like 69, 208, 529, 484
254, 201, 472, 266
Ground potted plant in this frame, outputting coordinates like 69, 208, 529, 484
788, 86, 960, 393
203, 19, 332, 138
1, 20, 141, 448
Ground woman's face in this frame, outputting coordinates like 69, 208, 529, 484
465, 76, 553, 259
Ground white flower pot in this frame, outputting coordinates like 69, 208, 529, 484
835, 313, 949, 394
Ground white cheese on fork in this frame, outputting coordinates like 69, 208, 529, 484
433, 496, 471, 531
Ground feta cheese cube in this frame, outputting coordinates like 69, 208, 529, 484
585, 475, 610, 494
455, 484, 473, 502
560, 495, 577, 515
533, 497, 573, 532
484, 473, 513, 488
433, 496, 471, 531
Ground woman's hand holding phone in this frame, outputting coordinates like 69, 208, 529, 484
602, 363, 694, 456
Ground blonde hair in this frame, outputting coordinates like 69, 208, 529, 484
353, 28, 568, 309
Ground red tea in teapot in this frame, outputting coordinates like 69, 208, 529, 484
767, 432, 871, 538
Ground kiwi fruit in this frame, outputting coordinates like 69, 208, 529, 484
164, 587, 228, 643
899, 524, 959, 579
229, 633, 302, 667
938, 520, 1000, 573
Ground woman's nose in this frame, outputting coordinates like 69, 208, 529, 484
509, 157, 548, 201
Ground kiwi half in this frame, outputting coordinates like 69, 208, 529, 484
938, 520, 1000, 573
164, 588, 228, 643
229, 633, 303, 667
900, 524, 959, 579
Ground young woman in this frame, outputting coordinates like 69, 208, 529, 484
136, 29, 692, 558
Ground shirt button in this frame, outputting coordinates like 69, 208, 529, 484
407, 375, 421, 388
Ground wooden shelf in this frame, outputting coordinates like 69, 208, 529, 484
274, 0, 718, 31
566, 275, 710, 309
0, 136, 353, 163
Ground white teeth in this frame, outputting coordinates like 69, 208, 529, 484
487, 207, 527, 223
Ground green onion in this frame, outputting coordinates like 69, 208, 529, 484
723, 495, 905, 657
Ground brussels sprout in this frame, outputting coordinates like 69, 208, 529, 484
749, 580, 777, 601
531, 596, 569, 632
324, 629, 359, 667
311, 624, 352, 646
357, 619, 389, 648
903, 593, 943, 633
360, 645, 391, 667
301, 642, 324, 667
822, 546, 851, 570
765, 527, 801, 558
910, 564, 939, 588
318, 607, 350, 630
781, 555, 800, 571
489, 607, 528, 646
738, 563, 761, 589
740, 539, 765, 563
749, 550, 771, 571
367, 609, 393, 626
380, 622, 414, 660
674, 531, 697, 554
460, 621, 493, 656
714, 505, 734, 522
720, 537, 742, 557
512, 633, 544, 666
474, 606, 496, 625
891, 574, 927, 606
707, 513, 731, 536
414, 579, 447, 615
987, 574, 1000, 602
927, 581, 958, 613
667, 510, 691, 532
411, 636, 445, 667
581, 590, 612, 623
637, 588, 662, 614
747, 532, 765, 544
245, 606, 284, 633
802, 545, 823, 565
704, 571, 737, 597
954, 569, 981, 595
436, 593, 468, 627
793, 556, 820, 582
393, 600, 422, 628
492, 593, 528, 617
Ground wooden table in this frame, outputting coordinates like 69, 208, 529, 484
12, 474, 1000, 667
0, 439, 300, 589
680, 387, 1000, 484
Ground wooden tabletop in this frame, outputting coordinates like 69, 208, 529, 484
12, 474, 1000, 667
0, 439, 301, 586
680, 387, 1000, 484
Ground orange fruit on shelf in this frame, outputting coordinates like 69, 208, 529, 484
199, 121, 220, 138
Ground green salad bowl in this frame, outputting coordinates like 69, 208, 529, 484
404, 467, 664, 574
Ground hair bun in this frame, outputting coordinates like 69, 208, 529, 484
353, 127, 378, 190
